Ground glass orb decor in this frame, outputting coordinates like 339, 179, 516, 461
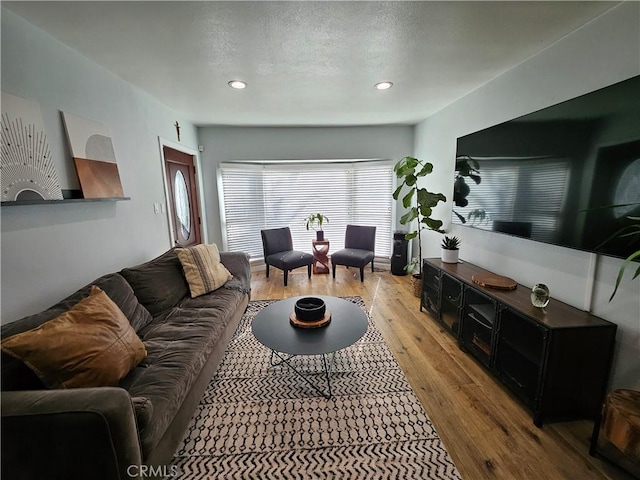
531, 283, 550, 308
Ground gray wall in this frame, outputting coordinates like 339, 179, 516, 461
197, 125, 414, 247
413, 2, 639, 389
1, 9, 199, 323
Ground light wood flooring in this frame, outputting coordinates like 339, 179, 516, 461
250, 266, 633, 480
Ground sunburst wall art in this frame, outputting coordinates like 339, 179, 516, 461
1, 92, 63, 201
62, 112, 124, 199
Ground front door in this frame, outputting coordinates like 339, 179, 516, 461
164, 146, 201, 247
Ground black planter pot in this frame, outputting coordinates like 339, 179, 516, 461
316, 231, 325, 241
295, 297, 326, 321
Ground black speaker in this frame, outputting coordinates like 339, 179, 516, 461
391, 231, 409, 276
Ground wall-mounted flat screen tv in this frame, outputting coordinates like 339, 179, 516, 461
452, 75, 640, 260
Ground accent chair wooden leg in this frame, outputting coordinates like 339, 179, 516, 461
284, 270, 289, 287
332, 264, 336, 278
359, 267, 364, 282
371, 260, 374, 272
307, 264, 312, 279
265, 264, 270, 278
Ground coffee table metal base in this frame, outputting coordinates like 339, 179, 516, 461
269, 350, 335, 399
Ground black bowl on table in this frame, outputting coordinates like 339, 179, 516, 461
294, 297, 326, 322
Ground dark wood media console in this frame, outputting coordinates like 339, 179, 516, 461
422, 258, 617, 427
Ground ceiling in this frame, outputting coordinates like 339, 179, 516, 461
3, 1, 618, 127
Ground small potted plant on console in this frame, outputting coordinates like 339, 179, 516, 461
441, 235, 461, 264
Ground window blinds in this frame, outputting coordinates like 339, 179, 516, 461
218, 161, 394, 259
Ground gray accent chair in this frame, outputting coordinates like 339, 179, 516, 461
261, 227, 313, 286
331, 225, 376, 282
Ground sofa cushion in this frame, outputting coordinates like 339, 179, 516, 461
120, 289, 245, 457
175, 243, 233, 297
177, 283, 244, 310
267, 250, 313, 270
1, 273, 153, 338
331, 248, 375, 268
1, 354, 45, 391
120, 250, 189, 315
1, 286, 147, 389
1, 273, 152, 392
132, 396, 154, 432
219, 251, 251, 295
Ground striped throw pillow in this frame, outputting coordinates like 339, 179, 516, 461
175, 244, 233, 297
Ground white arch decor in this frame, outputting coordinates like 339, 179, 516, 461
1, 92, 63, 201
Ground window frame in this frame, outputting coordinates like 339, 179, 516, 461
217, 159, 396, 260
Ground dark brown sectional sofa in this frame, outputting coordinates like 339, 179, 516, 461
1, 248, 251, 480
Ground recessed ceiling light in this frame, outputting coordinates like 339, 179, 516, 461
228, 80, 247, 89
374, 81, 393, 90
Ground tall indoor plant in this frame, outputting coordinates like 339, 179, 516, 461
393, 156, 447, 280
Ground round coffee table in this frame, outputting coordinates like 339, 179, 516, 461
252, 295, 368, 398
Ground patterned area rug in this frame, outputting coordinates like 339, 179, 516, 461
171, 297, 461, 479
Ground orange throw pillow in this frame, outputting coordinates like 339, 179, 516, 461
1, 286, 147, 389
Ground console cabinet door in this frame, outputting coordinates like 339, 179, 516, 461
421, 261, 440, 317
460, 287, 497, 367
439, 273, 463, 336
494, 307, 547, 408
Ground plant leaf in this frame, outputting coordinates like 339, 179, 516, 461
423, 218, 444, 231
416, 162, 433, 177
395, 156, 418, 178
417, 189, 446, 208
404, 156, 419, 168
633, 263, 640, 280
453, 210, 466, 224
402, 189, 415, 209
595, 224, 640, 250
400, 209, 418, 225
609, 249, 640, 301
392, 184, 403, 200
469, 174, 481, 185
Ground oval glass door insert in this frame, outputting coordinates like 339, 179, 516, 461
174, 170, 191, 240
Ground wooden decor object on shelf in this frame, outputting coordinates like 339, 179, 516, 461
472, 273, 517, 290
73, 158, 124, 199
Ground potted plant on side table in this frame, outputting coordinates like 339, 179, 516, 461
392, 156, 447, 297
304, 213, 329, 241
441, 235, 461, 264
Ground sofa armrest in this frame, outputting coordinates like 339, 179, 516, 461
2, 387, 143, 480
220, 251, 251, 296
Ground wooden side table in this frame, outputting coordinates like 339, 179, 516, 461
312, 240, 330, 274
